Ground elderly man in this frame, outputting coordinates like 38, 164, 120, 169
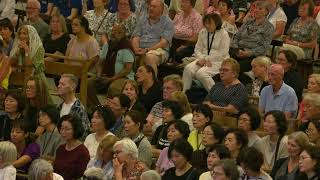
57, 74, 90, 138
259, 64, 298, 119
132, 0, 174, 75
25, 0, 49, 40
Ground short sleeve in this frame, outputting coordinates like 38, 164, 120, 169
25, 143, 40, 160
259, 87, 267, 112
87, 38, 100, 59
161, 18, 174, 43
118, 49, 134, 63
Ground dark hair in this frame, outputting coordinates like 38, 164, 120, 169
73, 16, 92, 35
167, 120, 190, 139
143, 65, 157, 82
309, 119, 320, 132
58, 114, 85, 139
208, 144, 231, 159
39, 105, 60, 125
264, 110, 288, 135
115, 0, 135, 12
92, 105, 116, 130
205, 123, 225, 144
225, 128, 248, 149
218, 0, 233, 10
238, 147, 264, 172
302, 144, 320, 175
0, 18, 15, 39
192, 104, 213, 123
126, 110, 145, 131
168, 138, 193, 161
279, 49, 298, 69
238, 107, 261, 131
202, 13, 222, 30
11, 120, 37, 145
113, 94, 131, 109
186, 0, 197, 7
163, 100, 183, 120
5, 90, 25, 113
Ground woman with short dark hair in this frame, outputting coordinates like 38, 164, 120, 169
298, 144, 320, 179
224, 128, 248, 161
182, 13, 230, 92
54, 114, 90, 180
0, 18, 14, 55
162, 138, 200, 180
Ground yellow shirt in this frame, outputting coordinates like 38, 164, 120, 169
0, 60, 11, 89
188, 130, 205, 151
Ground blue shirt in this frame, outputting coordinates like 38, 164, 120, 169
132, 15, 174, 51
52, 0, 82, 17
259, 82, 298, 117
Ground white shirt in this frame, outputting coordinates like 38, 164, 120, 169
0, 165, 16, 180
199, 171, 212, 180
60, 99, 76, 117
181, 113, 194, 131
0, 0, 15, 20
84, 132, 115, 159
268, 7, 287, 28
53, 173, 64, 180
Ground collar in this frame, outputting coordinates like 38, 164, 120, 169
272, 82, 286, 96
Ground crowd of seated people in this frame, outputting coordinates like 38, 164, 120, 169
1, 0, 320, 179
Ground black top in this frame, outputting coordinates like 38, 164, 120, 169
284, 69, 304, 102
151, 124, 169, 150
131, 100, 146, 116
162, 167, 200, 180
138, 82, 163, 113
0, 113, 23, 141
24, 106, 39, 133
191, 149, 209, 174
281, 1, 299, 34
43, 33, 71, 54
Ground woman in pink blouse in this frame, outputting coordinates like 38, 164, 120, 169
170, 0, 203, 63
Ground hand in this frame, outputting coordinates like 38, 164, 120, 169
113, 158, 124, 173
205, 60, 212, 67
18, 41, 29, 54
196, 59, 206, 67
135, 48, 147, 55
238, 50, 250, 58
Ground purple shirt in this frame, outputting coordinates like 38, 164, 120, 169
17, 143, 40, 173
156, 147, 174, 176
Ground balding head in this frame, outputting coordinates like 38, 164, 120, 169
26, 0, 40, 21
268, 64, 284, 87
149, 0, 164, 20
270, 64, 284, 77
27, 0, 41, 9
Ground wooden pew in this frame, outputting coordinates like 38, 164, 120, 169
212, 111, 238, 128
44, 53, 93, 108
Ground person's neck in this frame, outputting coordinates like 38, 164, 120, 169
231, 150, 239, 160
29, 16, 39, 23
255, 17, 265, 25
289, 155, 299, 163
270, 133, 279, 143
63, 93, 76, 104
95, 6, 105, 16
223, 79, 237, 87
96, 129, 108, 137
8, 112, 20, 120
65, 139, 80, 150
306, 170, 316, 179
119, 11, 131, 19
149, 16, 161, 23
52, 30, 63, 37
130, 131, 140, 139
272, 81, 283, 93
300, 16, 309, 22
142, 79, 154, 91
46, 123, 56, 132
15, 141, 26, 155
77, 32, 88, 41
184, 8, 193, 16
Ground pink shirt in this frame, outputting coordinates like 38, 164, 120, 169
156, 147, 174, 176
173, 9, 203, 40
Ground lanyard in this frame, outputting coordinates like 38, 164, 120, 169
207, 32, 215, 55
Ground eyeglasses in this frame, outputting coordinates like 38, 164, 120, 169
201, 131, 214, 136
211, 170, 225, 177
26, 7, 39, 10
219, 68, 232, 72
60, 128, 72, 132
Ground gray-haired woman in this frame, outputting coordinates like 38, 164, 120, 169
28, 159, 63, 180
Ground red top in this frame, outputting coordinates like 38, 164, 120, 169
54, 143, 90, 180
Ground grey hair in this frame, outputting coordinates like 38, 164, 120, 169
304, 93, 320, 107
252, 56, 272, 68
61, 73, 78, 90
83, 167, 104, 180
113, 138, 139, 159
0, 141, 17, 167
28, 159, 54, 180
140, 170, 161, 180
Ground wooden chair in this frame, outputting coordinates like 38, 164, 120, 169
44, 53, 94, 107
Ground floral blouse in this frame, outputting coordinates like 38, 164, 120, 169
106, 12, 137, 38
287, 17, 319, 58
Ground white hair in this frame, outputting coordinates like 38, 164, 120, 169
140, 170, 161, 180
113, 138, 138, 159
0, 141, 17, 167
27, 0, 41, 9
83, 167, 104, 180
28, 159, 54, 180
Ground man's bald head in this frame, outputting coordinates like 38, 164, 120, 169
268, 64, 285, 87
270, 64, 285, 77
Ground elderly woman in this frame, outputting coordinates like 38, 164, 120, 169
141, 170, 161, 180
0, 91, 24, 141
229, 1, 274, 73
203, 58, 248, 114
106, 0, 137, 38
307, 119, 320, 146
182, 13, 230, 92
299, 93, 320, 131
298, 144, 320, 179
0, 141, 17, 180
9, 25, 47, 82
87, 135, 119, 180
261, 110, 288, 173
162, 138, 200, 180
277, 49, 304, 102
0, 18, 14, 56
43, 14, 71, 61
224, 128, 248, 161
211, 159, 239, 180
84, 0, 111, 43
54, 115, 90, 180
217, 0, 237, 38
28, 159, 63, 180
237, 107, 263, 152
192, 123, 225, 173
199, 144, 231, 180
268, 0, 287, 39
84, 105, 116, 159
241, 56, 271, 98
271, 131, 310, 180
113, 138, 146, 180
170, 0, 202, 63
284, 0, 318, 59
36, 105, 64, 161
124, 110, 152, 167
